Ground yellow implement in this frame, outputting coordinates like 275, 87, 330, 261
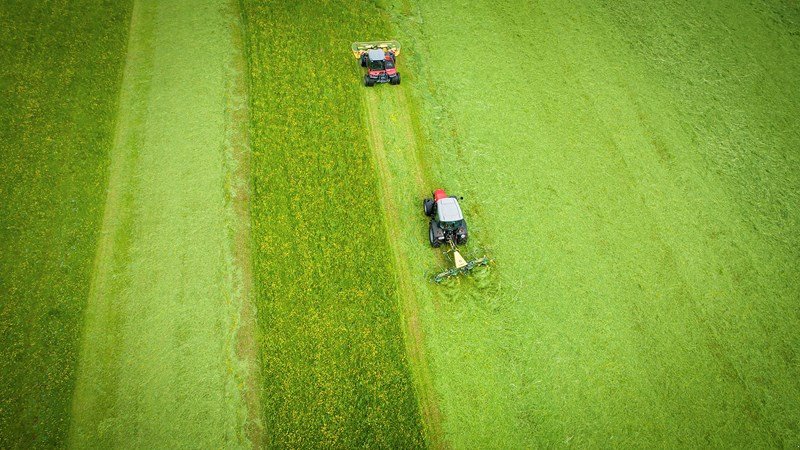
351, 40, 401, 58
453, 250, 468, 269
432, 241, 490, 283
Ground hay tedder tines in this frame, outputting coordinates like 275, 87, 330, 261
351, 40, 401, 86
423, 189, 490, 282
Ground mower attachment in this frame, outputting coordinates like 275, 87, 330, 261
351, 40, 401, 58
433, 249, 490, 283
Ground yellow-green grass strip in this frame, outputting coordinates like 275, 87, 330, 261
240, 0, 425, 446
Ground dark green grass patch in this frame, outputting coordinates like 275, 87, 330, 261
0, 1, 132, 447
240, 1, 424, 446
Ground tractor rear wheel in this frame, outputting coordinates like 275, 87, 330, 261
360, 54, 367, 67
429, 222, 441, 248
423, 198, 435, 216
428, 220, 442, 248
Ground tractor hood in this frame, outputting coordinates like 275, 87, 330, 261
436, 197, 464, 222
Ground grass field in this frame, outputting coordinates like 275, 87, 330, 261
0, 1, 131, 446
0, 0, 798, 447
240, 1, 425, 446
68, 0, 256, 447
378, 0, 800, 446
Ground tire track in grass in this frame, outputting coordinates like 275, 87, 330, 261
69, 0, 258, 446
362, 87, 445, 448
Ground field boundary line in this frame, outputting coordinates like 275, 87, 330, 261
362, 88, 447, 449
227, 0, 263, 446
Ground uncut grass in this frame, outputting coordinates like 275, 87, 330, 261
0, 1, 131, 446
383, 0, 800, 447
241, 1, 424, 447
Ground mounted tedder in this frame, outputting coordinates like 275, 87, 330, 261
423, 189, 490, 282
351, 40, 401, 86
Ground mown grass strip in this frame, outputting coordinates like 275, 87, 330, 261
384, 0, 800, 446
240, 1, 425, 446
362, 87, 447, 448
69, 0, 255, 446
0, 1, 132, 446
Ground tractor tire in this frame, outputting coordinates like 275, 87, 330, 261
360, 54, 367, 67
456, 234, 468, 245
394, 73, 401, 85
429, 222, 441, 248
423, 198, 435, 216
364, 75, 375, 87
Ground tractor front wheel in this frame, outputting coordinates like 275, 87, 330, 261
364, 75, 375, 87
423, 198, 435, 216
393, 73, 401, 85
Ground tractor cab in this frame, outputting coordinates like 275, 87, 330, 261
368, 57, 395, 72
435, 197, 464, 231
367, 49, 393, 70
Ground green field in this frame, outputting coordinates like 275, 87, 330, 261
1, 0, 799, 447
0, 1, 131, 446
380, 0, 800, 446
240, 1, 425, 446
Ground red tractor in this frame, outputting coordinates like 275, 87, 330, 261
423, 189, 468, 247
352, 41, 402, 87
423, 188, 489, 282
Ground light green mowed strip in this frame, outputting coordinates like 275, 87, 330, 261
69, 0, 254, 447
380, 0, 800, 447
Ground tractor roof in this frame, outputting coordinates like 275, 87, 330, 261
367, 49, 385, 61
436, 197, 464, 222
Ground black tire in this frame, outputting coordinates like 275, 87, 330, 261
394, 73, 401, 85
360, 54, 367, 67
364, 75, 374, 87
429, 222, 441, 248
456, 234, 468, 245
423, 198, 434, 216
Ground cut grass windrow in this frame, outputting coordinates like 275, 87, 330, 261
69, 0, 257, 446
